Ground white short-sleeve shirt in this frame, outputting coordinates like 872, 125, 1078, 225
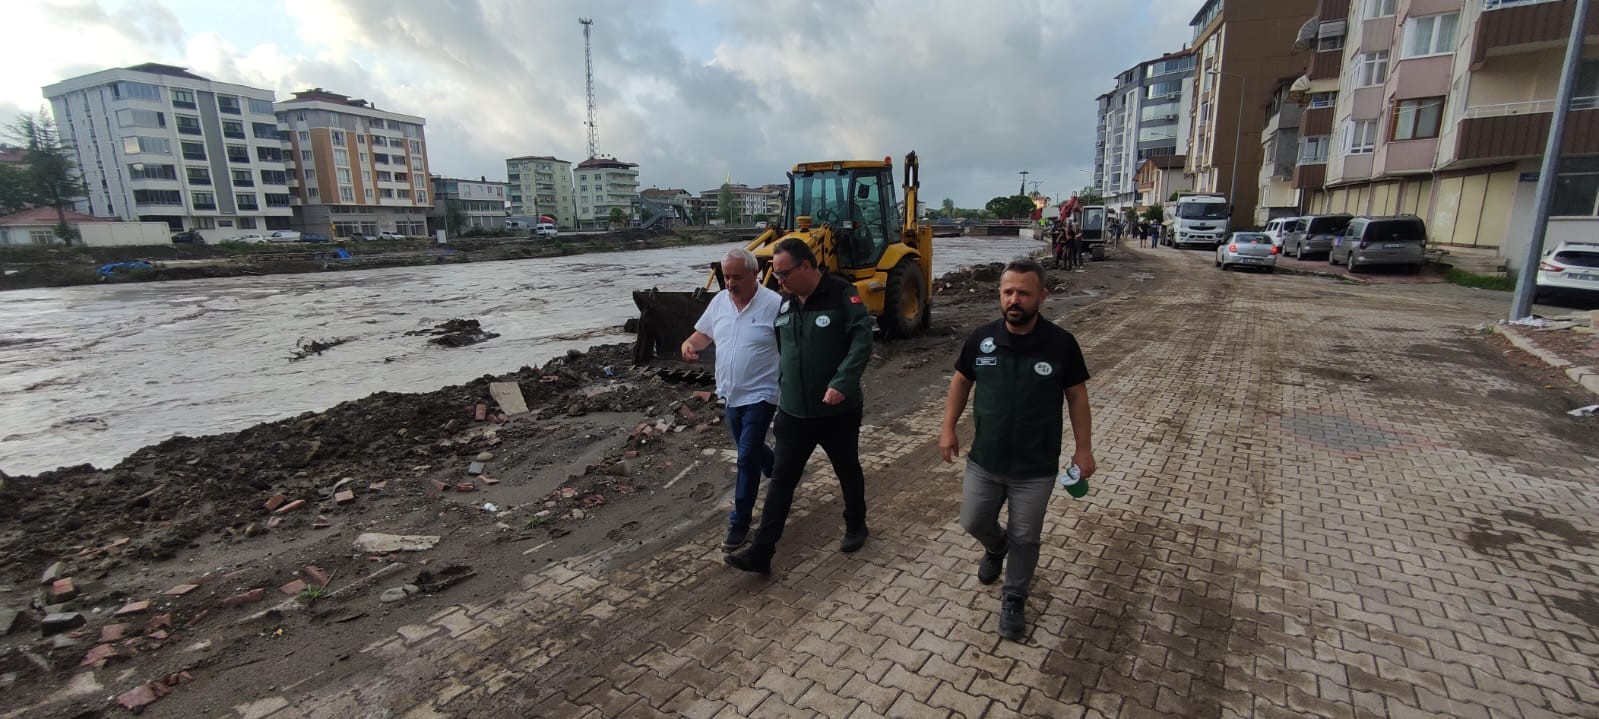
693, 286, 782, 408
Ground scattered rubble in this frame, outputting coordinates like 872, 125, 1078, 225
405, 318, 501, 347
288, 336, 354, 362
353, 533, 441, 553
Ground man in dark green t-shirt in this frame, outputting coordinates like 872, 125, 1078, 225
939, 258, 1095, 640
727, 238, 875, 575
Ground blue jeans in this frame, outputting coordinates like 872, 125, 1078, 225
725, 401, 776, 530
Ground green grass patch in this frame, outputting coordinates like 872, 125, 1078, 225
1446, 268, 1516, 292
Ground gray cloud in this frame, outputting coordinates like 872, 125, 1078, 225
44, 0, 184, 53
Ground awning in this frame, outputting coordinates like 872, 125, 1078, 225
1319, 20, 1347, 38
1287, 74, 1312, 103
1292, 15, 1319, 53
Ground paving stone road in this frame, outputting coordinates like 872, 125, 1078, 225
246, 246, 1599, 718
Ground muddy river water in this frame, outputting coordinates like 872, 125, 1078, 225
0, 236, 1042, 475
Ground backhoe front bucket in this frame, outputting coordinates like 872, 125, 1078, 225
631, 287, 717, 378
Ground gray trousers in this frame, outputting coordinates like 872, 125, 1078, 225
959, 460, 1053, 598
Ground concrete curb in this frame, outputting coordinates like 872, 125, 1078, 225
1494, 325, 1599, 398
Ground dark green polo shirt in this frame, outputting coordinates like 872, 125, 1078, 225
956, 318, 1090, 478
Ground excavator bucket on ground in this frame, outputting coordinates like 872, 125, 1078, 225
631, 285, 717, 380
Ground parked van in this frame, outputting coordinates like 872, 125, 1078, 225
535, 223, 558, 238
1331, 216, 1427, 273
1263, 216, 1299, 249
505, 219, 531, 231
1283, 214, 1352, 260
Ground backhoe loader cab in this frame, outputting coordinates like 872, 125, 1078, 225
631, 153, 934, 374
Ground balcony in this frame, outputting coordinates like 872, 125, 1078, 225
1301, 107, 1335, 136
1309, 51, 1343, 81
1472, 0, 1599, 69
1293, 163, 1327, 189
1455, 99, 1599, 161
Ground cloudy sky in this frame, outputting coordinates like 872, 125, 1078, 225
4, 0, 1197, 207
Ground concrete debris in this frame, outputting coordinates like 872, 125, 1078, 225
489, 381, 529, 415
475, 451, 494, 462
353, 533, 440, 553
40, 612, 85, 636
39, 561, 65, 586
1570, 404, 1599, 417
467, 462, 485, 476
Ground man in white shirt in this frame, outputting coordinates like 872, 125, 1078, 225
680, 248, 783, 551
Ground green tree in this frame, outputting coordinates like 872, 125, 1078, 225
6, 113, 87, 243
444, 200, 467, 235
940, 197, 955, 218
984, 194, 1036, 220
717, 183, 735, 224
0, 162, 35, 215
1077, 186, 1105, 207
1143, 205, 1164, 223
608, 207, 626, 228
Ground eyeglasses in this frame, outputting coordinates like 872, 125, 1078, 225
772, 266, 797, 281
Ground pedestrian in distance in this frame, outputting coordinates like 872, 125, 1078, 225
726, 238, 875, 575
1067, 222, 1086, 271
939, 258, 1095, 640
680, 248, 783, 551
1049, 220, 1068, 270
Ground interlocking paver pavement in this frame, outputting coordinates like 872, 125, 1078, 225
256, 247, 1598, 718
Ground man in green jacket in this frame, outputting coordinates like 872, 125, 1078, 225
727, 238, 875, 574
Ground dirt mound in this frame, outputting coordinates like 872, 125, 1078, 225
404, 318, 501, 347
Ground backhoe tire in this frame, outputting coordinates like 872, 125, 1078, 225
880, 259, 927, 339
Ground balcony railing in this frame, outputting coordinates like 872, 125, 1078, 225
1456, 101, 1599, 160
1463, 97, 1599, 118
1484, 0, 1560, 9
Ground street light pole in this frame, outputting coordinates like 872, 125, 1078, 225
1208, 69, 1246, 224
1511, 0, 1591, 320
1019, 170, 1030, 196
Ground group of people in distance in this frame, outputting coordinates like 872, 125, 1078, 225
681, 239, 1096, 641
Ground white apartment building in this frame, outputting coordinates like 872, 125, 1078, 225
574, 157, 639, 228
506, 155, 575, 229
42, 63, 293, 241
275, 89, 431, 238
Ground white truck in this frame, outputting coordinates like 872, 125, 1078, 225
1165, 193, 1230, 249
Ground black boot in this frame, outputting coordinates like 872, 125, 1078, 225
978, 544, 1006, 586
725, 545, 772, 575
840, 525, 869, 553
999, 593, 1027, 640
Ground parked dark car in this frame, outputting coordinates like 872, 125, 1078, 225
1331, 215, 1427, 273
1283, 214, 1352, 260
171, 231, 205, 245
300, 233, 330, 243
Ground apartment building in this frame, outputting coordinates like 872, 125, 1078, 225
699, 184, 780, 222
1135, 155, 1192, 209
274, 89, 430, 238
1292, 0, 1599, 268
1186, 0, 1322, 226
506, 155, 575, 229
1093, 50, 1198, 211
575, 158, 640, 228
1257, 76, 1306, 224
42, 63, 292, 241
429, 176, 507, 233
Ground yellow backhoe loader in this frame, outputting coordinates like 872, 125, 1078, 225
632, 152, 934, 375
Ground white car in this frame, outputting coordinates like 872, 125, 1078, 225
224, 233, 268, 244
534, 223, 558, 238
1215, 232, 1278, 272
1263, 216, 1298, 250
266, 230, 302, 243
377, 231, 407, 240
1536, 240, 1599, 303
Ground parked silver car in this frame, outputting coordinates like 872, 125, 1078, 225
1215, 232, 1278, 272
1283, 214, 1352, 260
1331, 216, 1427, 273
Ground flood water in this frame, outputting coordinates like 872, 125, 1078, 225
0, 235, 1043, 475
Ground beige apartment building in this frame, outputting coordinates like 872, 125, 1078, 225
506, 155, 575, 229
1293, 0, 1599, 269
276, 89, 431, 238
1187, 0, 1322, 227
575, 157, 639, 229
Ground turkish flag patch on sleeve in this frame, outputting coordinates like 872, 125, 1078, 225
849, 295, 863, 304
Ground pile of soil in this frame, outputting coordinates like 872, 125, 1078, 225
404, 318, 501, 347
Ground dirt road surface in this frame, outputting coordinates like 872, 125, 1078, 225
6, 244, 1598, 718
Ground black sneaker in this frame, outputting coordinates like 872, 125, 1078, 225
724, 547, 772, 575
839, 526, 869, 553
978, 546, 1006, 585
722, 526, 749, 552
999, 593, 1027, 640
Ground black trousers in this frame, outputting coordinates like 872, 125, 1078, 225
750, 407, 867, 556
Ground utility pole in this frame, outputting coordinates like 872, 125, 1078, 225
1018, 170, 1029, 196
1511, 0, 1590, 320
579, 18, 599, 160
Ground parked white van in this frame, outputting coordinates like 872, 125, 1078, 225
535, 223, 558, 238
1263, 216, 1299, 250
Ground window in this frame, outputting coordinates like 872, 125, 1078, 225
236, 193, 259, 210
398, 189, 411, 199
226, 144, 250, 163
1298, 136, 1331, 163
1318, 34, 1345, 52
237, 217, 256, 229
248, 98, 274, 115
374, 153, 389, 164
1366, 0, 1395, 18
127, 163, 177, 180
370, 135, 386, 146
381, 188, 394, 198
232, 169, 254, 186
303, 168, 316, 179
298, 130, 310, 142
191, 191, 217, 209
171, 88, 196, 108
29, 229, 55, 245
1309, 92, 1336, 109
1147, 80, 1182, 99
301, 150, 312, 161
122, 136, 171, 155
416, 191, 427, 204
1391, 97, 1443, 140
217, 96, 241, 114
1552, 158, 1599, 216
266, 193, 292, 207
356, 135, 365, 145
308, 187, 320, 199
1346, 120, 1378, 154
340, 187, 355, 202
409, 140, 421, 154
394, 172, 408, 183
1354, 51, 1389, 87
377, 171, 392, 182
187, 166, 211, 185
176, 141, 204, 160
336, 168, 352, 184
1198, 101, 1211, 127
175, 114, 201, 135
411, 157, 423, 171
253, 122, 278, 140
113, 81, 161, 101
133, 189, 181, 205
116, 109, 165, 129
194, 217, 216, 229
334, 149, 349, 166
260, 170, 287, 185
331, 131, 346, 147
365, 188, 374, 199
1139, 126, 1178, 142
221, 120, 245, 139
1403, 13, 1458, 58
255, 146, 283, 162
